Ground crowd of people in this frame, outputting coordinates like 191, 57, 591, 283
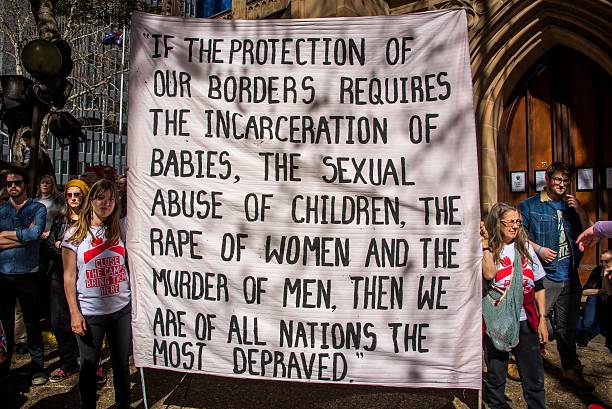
0, 165, 130, 409
481, 162, 612, 409
0, 160, 610, 409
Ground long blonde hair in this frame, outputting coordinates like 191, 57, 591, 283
485, 202, 533, 266
68, 179, 121, 245
36, 174, 59, 198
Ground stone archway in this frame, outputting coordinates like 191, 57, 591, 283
469, 0, 612, 211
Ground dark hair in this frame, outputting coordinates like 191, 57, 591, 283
546, 162, 572, 179
6, 166, 29, 187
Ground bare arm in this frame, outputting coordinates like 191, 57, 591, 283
0, 231, 23, 249
63, 247, 86, 336
480, 221, 496, 280
576, 225, 601, 251
529, 240, 557, 264
535, 289, 548, 344
482, 249, 496, 280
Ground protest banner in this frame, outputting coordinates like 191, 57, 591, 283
127, 9, 482, 388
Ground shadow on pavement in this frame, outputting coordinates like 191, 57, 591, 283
541, 356, 610, 409
28, 387, 81, 409
130, 368, 478, 409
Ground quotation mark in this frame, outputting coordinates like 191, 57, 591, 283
143, 33, 150, 38
355, 352, 364, 358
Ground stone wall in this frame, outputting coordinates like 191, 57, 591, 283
220, 0, 612, 210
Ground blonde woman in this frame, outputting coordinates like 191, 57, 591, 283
35, 174, 65, 316
481, 203, 548, 409
34, 174, 64, 234
62, 180, 130, 409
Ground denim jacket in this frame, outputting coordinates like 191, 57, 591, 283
0, 198, 47, 274
518, 191, 583, 279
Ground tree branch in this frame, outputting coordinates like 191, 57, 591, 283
29, 0, 60, 40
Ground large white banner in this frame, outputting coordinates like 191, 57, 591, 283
127, 10, 481, 388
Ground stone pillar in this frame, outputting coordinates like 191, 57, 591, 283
336, 0, 389, 17
291, 0, 306, 18
232, 0, 247, 19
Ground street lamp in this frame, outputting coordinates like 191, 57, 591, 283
13, 38, 74, 192
21, 39, 63, 80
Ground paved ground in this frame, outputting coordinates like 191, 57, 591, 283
2, 331, 611, 409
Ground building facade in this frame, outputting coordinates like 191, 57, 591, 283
1, 0, 608, 270
213, 0, 611, 274
0, 7, 129, 184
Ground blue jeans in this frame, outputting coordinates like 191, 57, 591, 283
576, 296, 601, 345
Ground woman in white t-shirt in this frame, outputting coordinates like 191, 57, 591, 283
481, 203, 548, 409
63, 180, 130, 409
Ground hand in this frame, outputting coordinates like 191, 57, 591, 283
41, 231, 50, 239
480, 221, 489, 242
71, 312, 87, 336
576, 225, 601, 252
538, 246, 557, 263
538, 318, 548, 344
564, 194, 582, 209
54, 240, 62, 249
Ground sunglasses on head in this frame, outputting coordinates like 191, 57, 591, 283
6, 180, 24, 187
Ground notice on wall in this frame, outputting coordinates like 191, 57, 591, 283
127, 10, 482, 388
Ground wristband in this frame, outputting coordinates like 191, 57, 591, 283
482, 247, 490, 252
536, 246, 542, 255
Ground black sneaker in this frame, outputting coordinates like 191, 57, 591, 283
31, 370, 48, 386
14, 343, 28, 355
49, 367, 79, 383
0, 370, 11, 382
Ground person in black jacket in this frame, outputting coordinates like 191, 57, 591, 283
47, 179, 89, 382
576, 250, 612, 352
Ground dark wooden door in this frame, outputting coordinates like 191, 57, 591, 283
497, 46, 612, 279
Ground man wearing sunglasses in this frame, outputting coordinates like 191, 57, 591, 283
518, 162, 592, 390
0, 167, 48, 385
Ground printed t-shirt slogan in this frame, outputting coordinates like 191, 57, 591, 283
127, 10, 482, 388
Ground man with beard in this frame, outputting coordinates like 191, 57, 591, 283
518, 162, 592, 390
0, 167, 48, 385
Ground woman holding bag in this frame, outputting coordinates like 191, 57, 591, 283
481, 203, 548, 409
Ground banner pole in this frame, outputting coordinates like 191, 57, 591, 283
478, 388, 482, 409
139, 367, 149, 409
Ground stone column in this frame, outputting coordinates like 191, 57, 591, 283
336, 0, 389, 17
232, 0, 247, 19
